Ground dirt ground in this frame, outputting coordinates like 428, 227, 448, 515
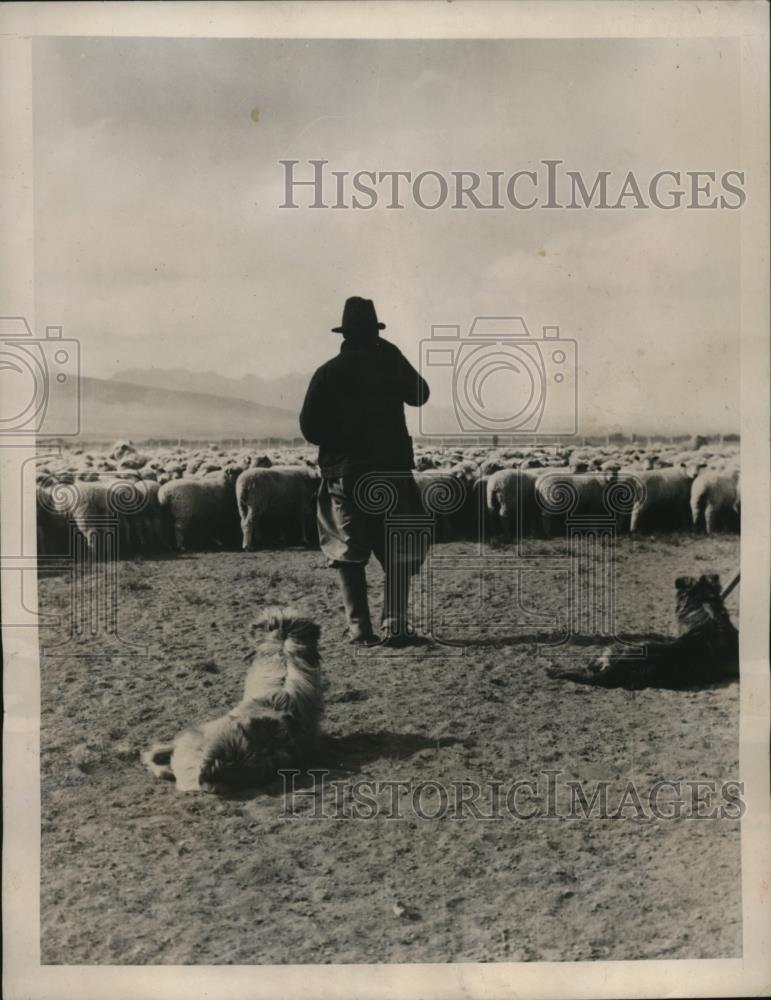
38, 532, 742, 964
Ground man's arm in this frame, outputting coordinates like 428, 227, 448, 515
300, 364, 358, 448
378, 339, 430, 407
299, 367, 331, 445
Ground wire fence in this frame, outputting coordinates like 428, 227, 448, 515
42, 432, 739, 453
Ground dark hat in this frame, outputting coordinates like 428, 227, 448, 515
332, 297, 386, 334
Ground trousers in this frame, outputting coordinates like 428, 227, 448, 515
316, 472, 428, 573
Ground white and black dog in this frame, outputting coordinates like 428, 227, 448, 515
142, 607, 323, 793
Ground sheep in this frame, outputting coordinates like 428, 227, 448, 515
42, 477, 167, 556
479, 458, 504, 477
236, 466, 319, 550
51, 479, 121, 555
535, 471, 642, 537
441, 462, 485, 539
690, 468, 740, 534
36, 484, 73, 557
158, 467, 242, 551
109, 440, 136, 462
453, 459, 482, 480
629, 465, 702, 534
119, 479, 172, 553
486, 469, 542, 541
37, 440, 734, 551
61, 480, 113, 554
535, 472, 608, 538
118, 453, 148, 471
412, 469, 479, 542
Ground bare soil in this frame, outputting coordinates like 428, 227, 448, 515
39, 532, 741, 964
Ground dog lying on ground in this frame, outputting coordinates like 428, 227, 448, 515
547, 574, 738, 689
142, 607, 323, 793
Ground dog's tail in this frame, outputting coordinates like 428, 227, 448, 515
247, 607, 322, 717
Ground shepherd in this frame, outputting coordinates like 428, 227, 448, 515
300, 296, 431, 646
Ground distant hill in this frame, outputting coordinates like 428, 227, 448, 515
103, 366, 739, 441
75, 377, 301, 440
111, 367, 310, 414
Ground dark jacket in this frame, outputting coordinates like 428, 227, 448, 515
300, 336, 430, 478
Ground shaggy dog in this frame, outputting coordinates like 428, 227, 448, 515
142, 607, 322, 793
547, 574, 738, 689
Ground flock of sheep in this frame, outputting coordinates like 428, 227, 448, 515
35, 437, 740, 558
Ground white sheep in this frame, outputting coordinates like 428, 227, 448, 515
486, 469, 542, 540
236, 466, 319, 550
690, 468, 740, 533
629, 465, 702, 534
158, 467, 242, 551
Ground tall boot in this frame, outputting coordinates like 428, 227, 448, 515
337, 563, 376, 644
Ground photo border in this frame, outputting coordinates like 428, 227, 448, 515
1, 3, 768, 998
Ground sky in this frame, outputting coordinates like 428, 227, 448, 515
33, 36, 742, 434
